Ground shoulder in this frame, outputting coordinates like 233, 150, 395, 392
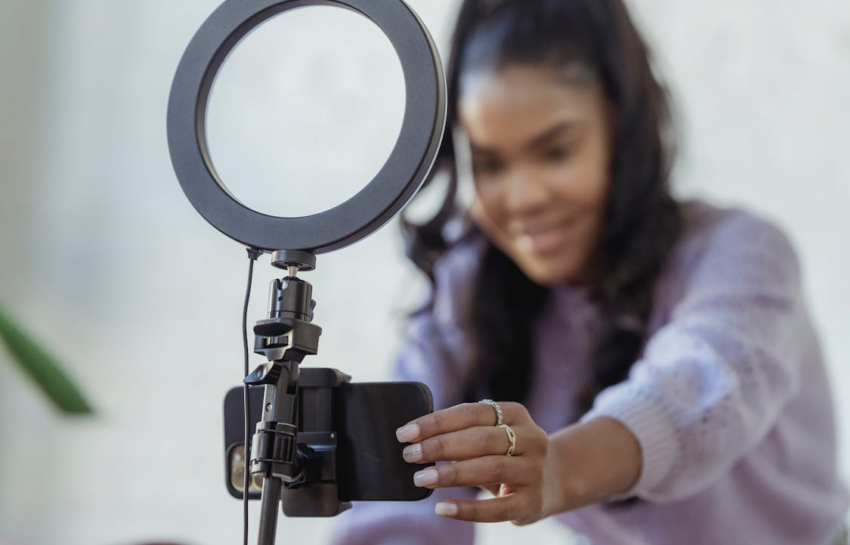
667, 200, 801, 290
649, 200, 803, 327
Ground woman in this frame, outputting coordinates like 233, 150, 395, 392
331, 0, 848, 543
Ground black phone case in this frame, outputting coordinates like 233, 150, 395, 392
336, 381, 433, 502
223, 374, 433, 503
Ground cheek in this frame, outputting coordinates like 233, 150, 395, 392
470, 189, 507, 242
562, 169, 608, 247
555, 149, 610, 207
549, 158, 610, 250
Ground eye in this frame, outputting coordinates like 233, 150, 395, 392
541, 144, 577, 163
472, 157, 503, 176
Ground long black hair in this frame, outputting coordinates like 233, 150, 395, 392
402, 0, 682, 414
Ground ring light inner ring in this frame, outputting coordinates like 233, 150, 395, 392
204, 6, 406, 219
166, 0, 446, 253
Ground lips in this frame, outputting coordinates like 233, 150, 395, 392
513, 217, 576, 254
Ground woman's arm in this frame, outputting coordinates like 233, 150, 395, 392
390, 403, 641, 525
397, 211, 807, 521
579, 212, 804, 501
395, 402, 641, 524
546, 417, 642, 511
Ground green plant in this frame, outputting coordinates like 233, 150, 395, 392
0, 304, 93, 414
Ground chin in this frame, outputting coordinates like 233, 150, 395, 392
518, 261, 579, 286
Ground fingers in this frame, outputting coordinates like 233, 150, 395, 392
412, 456, 539, 490
397, 401, 529, 444
434, 495, 543, 525
402, 425, 518, 463
396, 402, 549, 525
478, 484, 501, 497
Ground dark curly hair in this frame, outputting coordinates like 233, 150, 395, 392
401, 0, 682, 414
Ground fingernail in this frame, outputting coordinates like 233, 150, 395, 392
413, 469, 438, 488
435, 502, 458, 517
396, 424, 420, 443
402, 443, 423, 463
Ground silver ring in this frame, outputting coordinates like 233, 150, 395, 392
478, 399, 504, 426
498, 424, 516, 457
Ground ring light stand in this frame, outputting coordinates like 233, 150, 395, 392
166, 1, 446, 543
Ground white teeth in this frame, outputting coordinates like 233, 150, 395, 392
521, 224, 558, 237
517, 235, 535, 252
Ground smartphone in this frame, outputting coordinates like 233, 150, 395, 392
223, 369, 434, 510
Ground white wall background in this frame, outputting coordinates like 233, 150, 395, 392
0, 1, 848, 544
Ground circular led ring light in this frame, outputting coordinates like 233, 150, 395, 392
168, 0, 446, 253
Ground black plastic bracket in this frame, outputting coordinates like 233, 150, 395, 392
251, 421, 300, 481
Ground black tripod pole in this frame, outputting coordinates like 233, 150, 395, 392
256, 359, 300, 544
257, 470, 282, 543
245, 250, 321, 545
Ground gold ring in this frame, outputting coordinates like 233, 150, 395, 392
478, 399, 504, 426
498, 424, 516, 457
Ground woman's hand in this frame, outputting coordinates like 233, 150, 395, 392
395, 401, 558, 525
396, 402, 643, 525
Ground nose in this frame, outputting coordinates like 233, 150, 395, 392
503, 166, 549, 216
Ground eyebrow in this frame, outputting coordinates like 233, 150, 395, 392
470, 120, 586, 155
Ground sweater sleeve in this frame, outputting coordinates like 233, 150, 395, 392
580, 211, 806, 502
328, 246, 480, 545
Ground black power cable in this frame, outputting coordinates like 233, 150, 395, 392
243, 248, 262, 545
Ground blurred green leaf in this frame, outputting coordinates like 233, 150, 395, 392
0, 305, 93, 415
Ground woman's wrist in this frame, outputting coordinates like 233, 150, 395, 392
544, 416, 643, 516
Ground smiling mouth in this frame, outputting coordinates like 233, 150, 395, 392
514, 217, 577, 254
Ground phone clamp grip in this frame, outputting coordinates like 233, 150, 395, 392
251, 421, 300, 482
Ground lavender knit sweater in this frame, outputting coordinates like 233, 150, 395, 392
329, 201, 849, 545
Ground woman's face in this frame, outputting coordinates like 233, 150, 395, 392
459, 65, 613, 286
